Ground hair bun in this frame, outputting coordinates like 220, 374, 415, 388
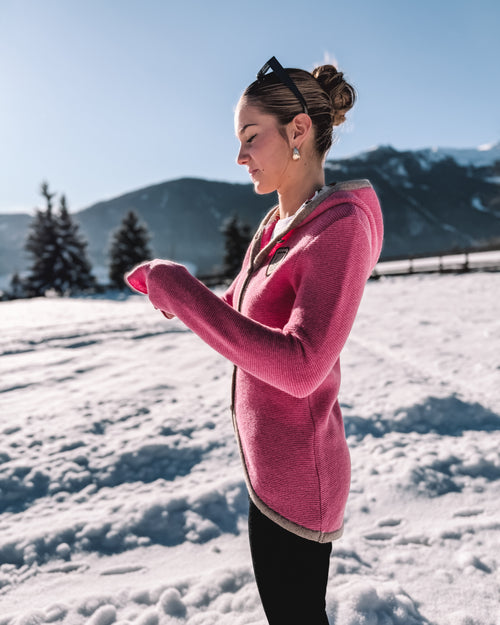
312, 65, 356, 127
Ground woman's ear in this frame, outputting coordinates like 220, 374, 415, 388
289, 113, 312, 148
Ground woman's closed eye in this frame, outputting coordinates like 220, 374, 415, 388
247, 134, 257, 144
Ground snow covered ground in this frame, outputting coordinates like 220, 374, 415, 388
0, 271, 499, 625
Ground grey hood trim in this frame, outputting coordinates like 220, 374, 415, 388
249, 180, 372, 272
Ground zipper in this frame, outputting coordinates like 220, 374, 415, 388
236, 264, 254, 312
230, 186, 335, 421
230, 219, 292, 414
267, 228, 295, 259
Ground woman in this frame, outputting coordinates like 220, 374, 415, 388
126, 57, 383, 624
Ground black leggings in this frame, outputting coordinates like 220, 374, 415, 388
248, 499, 332, 624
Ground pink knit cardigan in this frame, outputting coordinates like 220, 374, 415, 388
126, 180, 383, 542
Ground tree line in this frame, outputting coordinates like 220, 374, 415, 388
3, 181, 251, 300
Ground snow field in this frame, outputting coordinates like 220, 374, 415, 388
0, 272, 499, 624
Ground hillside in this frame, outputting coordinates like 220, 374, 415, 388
1, 142, 499, 281
325, 144, 500, 259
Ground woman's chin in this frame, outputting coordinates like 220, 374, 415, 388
252, 180, 275, 195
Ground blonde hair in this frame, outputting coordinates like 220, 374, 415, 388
243, 64, 356, 157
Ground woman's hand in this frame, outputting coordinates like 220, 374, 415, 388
125, 260, 177, 319
125, 260, 152, 294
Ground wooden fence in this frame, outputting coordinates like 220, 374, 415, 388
198, 249, 500, 286
372, 248, 500, 278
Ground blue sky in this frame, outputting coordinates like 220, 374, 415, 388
1, 0, 499, 214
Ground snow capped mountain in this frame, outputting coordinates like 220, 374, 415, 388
416, 141, 500, 168
348, 141, 500, 169
325, 142, 500, 260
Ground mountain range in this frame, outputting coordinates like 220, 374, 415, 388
1, 142, 499, 283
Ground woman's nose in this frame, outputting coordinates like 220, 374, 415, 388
236, 145, 248, 165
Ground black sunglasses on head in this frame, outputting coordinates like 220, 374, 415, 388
257, 56, 309, 115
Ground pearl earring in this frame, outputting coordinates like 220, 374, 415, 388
292, 147, 301, 161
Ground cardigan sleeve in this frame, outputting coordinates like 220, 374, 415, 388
219, 273, 237, 307
219, 237, 256, 307
126, 212, 372, 398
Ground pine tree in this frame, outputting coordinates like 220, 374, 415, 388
25, 182, 95, 296
221, 215, 251, 279
52, 195, 95, 294
25, 182, 60, 296
9, 272, 26, 299
108, 210, 153, 289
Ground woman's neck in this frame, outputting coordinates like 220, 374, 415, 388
277, 167, 325, 219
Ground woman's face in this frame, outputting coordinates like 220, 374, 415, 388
234, 100, 293, 195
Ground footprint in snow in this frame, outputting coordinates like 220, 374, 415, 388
377, 517, 403, 527
453, 508, 484, 518
363, 531, 397, 541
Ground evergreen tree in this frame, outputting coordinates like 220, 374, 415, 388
52, 194, 95, 294
25, 182, 60, 296
25, 182, 95, 296
9, 272, 26, 299
109, 210, 153, 289
221, 215, 251, 279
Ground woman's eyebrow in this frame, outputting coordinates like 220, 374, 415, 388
237, 123, 257, 136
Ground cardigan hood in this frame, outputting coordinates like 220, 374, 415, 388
247, 180, 383, 276
126, 179, 383, 542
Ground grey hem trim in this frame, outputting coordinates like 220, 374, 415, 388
232, 407, 344, 544
248, 486, 344, 544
